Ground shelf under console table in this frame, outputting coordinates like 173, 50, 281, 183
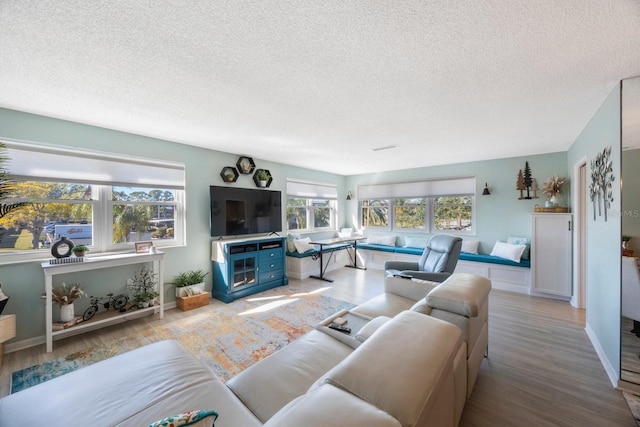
41, 251, 165, 352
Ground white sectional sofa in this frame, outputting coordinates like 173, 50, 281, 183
0, 273, 490, 426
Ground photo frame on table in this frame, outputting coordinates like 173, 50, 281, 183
135, 241, 154, 254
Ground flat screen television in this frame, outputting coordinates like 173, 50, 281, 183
210, 185, 283, 237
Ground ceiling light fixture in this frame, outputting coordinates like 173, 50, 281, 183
371, 145, 399, 152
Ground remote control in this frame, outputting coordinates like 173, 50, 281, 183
328, 323, 351, 334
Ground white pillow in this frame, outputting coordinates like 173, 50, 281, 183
490, 240, 526, 263
367, 235, 397, 246
461, 240, 479, 254
293, 238, 316, 253
403, 237, 429, 248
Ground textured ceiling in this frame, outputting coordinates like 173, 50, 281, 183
1, 1, 639, 175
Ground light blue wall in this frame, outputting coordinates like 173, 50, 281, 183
567, 84, 622, 377
0, 108, 346, 342
345, 152, 568, 254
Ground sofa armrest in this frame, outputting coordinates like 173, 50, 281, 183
384, 276, 439, 301
426, 273, 491, 317
384, 260, 419, 272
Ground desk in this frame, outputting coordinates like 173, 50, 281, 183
309, 236, 366, 282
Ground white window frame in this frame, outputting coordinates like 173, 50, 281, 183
358, 177, 476, 235
286, 180, 338, 233
0, 140, 186, 264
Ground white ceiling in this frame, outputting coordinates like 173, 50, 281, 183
1, 1, 639, 175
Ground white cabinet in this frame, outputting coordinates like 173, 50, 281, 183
41, 252, 164, 352
531, 213, 572, 298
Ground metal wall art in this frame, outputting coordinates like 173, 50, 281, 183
516, 161, 539, 200
589, 146, 615, 221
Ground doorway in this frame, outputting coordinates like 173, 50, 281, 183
572, 157, 588, 310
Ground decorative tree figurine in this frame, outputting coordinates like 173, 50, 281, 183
523, 161, 533, 199
516, 169, 526, 199
531, 178, 539, 199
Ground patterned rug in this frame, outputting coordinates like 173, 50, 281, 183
11, 287, 354, 393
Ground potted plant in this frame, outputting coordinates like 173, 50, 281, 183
127, 266, 159, 308
623, 235, 632, 250
52, 282, 86, 322
172, 269, 208, 297
72, 244, 89, 257
257, 169, 270, 187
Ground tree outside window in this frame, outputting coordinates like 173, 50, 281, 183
361, 199, 389, 228
433, 196, 472, 231
394, 198, 426, 229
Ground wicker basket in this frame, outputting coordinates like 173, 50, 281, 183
534, 206, 569, 213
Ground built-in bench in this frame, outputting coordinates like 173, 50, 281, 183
355, 243, 531, 294
286, 239, 532, 294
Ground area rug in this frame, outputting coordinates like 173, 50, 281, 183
11, 288, 354, 393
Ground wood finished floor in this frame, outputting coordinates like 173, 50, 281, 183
0, 268, 636, 426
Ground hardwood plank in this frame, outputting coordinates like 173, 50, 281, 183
0, 269, 635, 425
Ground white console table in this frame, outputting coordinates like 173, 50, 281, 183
41, 252, 164, 352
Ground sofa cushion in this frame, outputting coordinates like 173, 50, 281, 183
322, 311, 462, 427
226, 329, 353, 423
426, 273, 491, 317
263, 384, 401, 427
0, 340, 261, 427
350, 293, 415, 319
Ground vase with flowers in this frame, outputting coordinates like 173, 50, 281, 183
541, 175, 567, 207
52, 282, 86, 322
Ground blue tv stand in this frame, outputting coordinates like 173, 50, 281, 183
211, 236, 288, 302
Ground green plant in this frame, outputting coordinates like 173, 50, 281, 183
72, 244, 89, 253
257, 170, 270, 181
128, 266, 158, 304
51, 282, 86, 305
172, 269, 209, 288
623, 235, 632, 242
0, 142, 29, 222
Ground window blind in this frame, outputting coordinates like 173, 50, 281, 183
286, 180, 338, 199
358, 177, 475, 199
3, 140, 185, 189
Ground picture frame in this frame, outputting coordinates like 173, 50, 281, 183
135, 241, 154, 254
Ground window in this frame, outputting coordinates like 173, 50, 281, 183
358, 178, 475, 234
433, 196, 472, 231
0, 140, 185, 263
286, 180, 337, 232
361, 199, 390, 228
394, 198, 426, 230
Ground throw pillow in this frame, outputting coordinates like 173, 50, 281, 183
286, 233, 299, 253
507, 236, 531, 260
293, 238, 316, 253
490, 240, 526, 263
461, 240, 479, 254
403, 236, 429, 248
148, 409, 219, 427
367, 234, 397, 246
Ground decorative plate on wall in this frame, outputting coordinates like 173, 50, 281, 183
236, 156, 255, 174
220, 166, 239, 183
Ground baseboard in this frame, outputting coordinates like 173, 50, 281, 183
585, 322, 618, 387
4, 300, 178, 354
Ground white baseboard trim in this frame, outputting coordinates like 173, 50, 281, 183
585, 322, 618, 388
4, 300, 178, 354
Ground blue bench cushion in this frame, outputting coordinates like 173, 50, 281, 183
287, 241, 530, 268
460, 252, 530, 268
357, 243, 397, 253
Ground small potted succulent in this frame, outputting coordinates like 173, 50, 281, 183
72, 244, 89, 257
257, 170, 270, 187
172, 269, 208, 297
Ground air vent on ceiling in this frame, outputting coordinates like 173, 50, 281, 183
371, 145, 399, 152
